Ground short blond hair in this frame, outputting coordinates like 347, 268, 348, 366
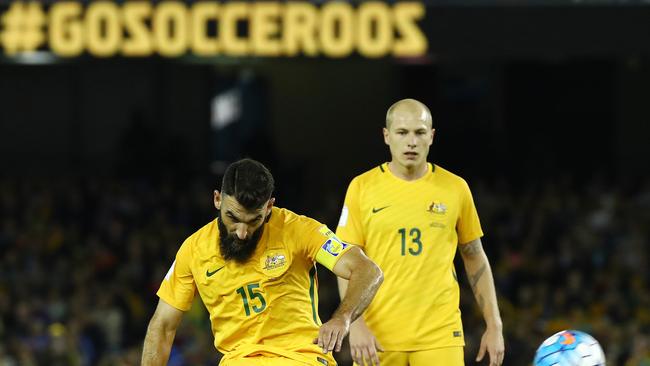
385, 98, 432, 129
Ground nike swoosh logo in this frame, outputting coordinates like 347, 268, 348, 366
372, 206, 390, 213
206, 266, 224, 277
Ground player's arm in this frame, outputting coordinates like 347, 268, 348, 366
459, 238, 505, 365
338, 270, 384, 366
316, 246, 383, 354
336, 276, 373, 335
332, 246, 383, 325
141, 299, 184, 366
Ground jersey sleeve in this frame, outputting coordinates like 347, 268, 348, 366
335, 177, 365, 247
313, 225, 354, 271
156, 237, 196, 311
296, 216, 354, 271
456, 179, 484, 245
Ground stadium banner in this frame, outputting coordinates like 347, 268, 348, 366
0, 1, 428, 59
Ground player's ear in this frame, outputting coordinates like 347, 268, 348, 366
383, 127, 390, 145
266, 198, 275, 212
430, 128, 435, 145
214, 190, 222, 210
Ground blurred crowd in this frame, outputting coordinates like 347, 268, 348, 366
0, 173, 649, 365
466, 174, 650, 365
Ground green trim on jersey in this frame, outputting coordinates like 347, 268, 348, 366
309, 265, 318, 325
378, 162, 435, 173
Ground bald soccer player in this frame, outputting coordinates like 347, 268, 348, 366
142, 159, 383, 366
336, 99, 504, 366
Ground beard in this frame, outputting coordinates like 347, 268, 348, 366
217, 214, 264, 263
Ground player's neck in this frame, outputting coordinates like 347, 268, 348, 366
388, 161, 429, 181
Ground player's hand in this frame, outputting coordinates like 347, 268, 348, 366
349, 319, 384, 366
476, 326, 505, 365
314, 315, 350, 354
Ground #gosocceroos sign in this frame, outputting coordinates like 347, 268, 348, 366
0, 1, 428, 58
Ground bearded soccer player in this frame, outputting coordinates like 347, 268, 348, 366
336, 99, 504, 366
142, 159, 383, 366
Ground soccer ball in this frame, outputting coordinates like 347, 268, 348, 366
533, 330, 606, 366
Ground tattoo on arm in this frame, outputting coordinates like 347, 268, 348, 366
469, 263, 487, 290
469, 263, 487, 310
460, 240, 482, 257
460, 241, 491, 313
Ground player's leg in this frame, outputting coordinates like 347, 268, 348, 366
353, 350, 409, 366
408, 346, 464, 366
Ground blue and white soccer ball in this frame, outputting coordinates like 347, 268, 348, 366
534, 330, 606, 366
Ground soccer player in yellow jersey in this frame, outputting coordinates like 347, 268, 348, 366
337, 99, 505, 366
142, 159, 383, 366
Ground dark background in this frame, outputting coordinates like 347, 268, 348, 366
1, 3, 649, 366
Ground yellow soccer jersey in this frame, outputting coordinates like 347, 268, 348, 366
157, 207, 352, 365
336, 163, 483, 351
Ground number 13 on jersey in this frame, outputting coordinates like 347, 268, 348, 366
398, 227, 422, 256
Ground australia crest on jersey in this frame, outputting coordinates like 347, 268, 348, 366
427, 201, 447, 215
260, 249, 289, 277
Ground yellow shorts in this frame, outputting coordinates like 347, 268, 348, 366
221, 353, 335, 366
221, 357, 306, 366
354, 346, 464, 366
219, 344, 336, 366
